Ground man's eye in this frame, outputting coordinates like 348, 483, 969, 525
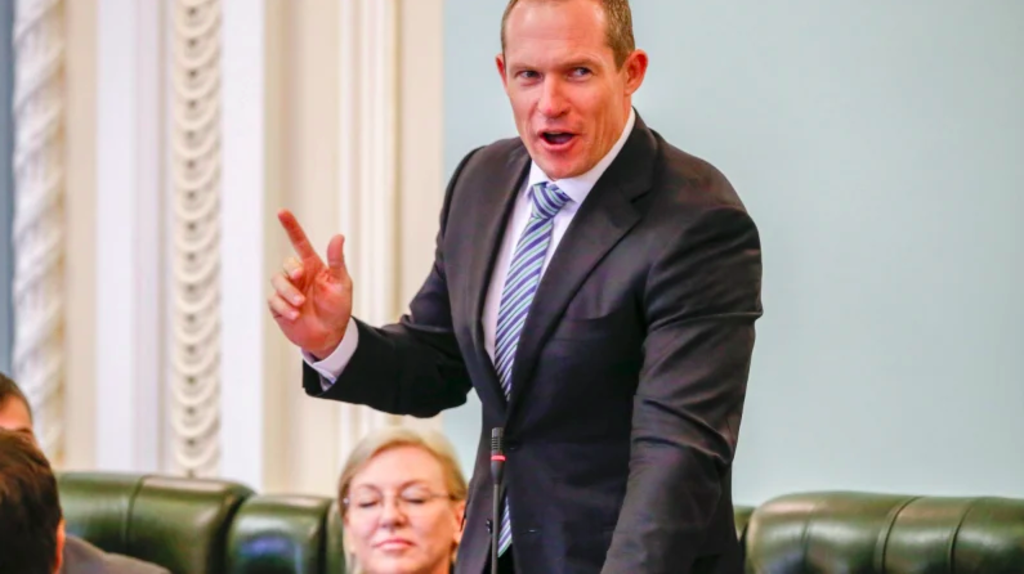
571, 67, 592, 77
518, 70, 539, 80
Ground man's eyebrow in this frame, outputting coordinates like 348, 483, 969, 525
564, 57, 601, 68
508, 56, 603, 70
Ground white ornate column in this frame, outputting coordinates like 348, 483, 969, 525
62, 0, 100, 471
193, 0, 446, 493
94, 0, 163, 473
170, 0, 222, 478
12, 0, 66, 463
336, 0, 403, 461
219, 0, 280, 490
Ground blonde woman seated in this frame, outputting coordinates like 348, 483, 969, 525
338, 427, 468, 574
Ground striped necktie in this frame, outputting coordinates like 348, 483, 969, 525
494, 180, 572, 556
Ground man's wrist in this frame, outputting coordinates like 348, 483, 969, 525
308, 340, 342, 362
303, 318, 359, 386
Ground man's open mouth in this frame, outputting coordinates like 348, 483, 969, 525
541, 132, 576, 145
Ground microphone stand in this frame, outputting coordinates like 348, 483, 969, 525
490, 427, 506, 574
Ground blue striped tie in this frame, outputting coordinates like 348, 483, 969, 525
494, 181, 571, 556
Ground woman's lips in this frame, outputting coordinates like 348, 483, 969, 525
376, 537, 414, 551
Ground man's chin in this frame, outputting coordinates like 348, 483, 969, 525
533, 156, 588, 181
523, 139, 585, 179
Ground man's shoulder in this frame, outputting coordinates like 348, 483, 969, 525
61, 536, 171, 574
647, 128, 750, 217
453, 136, 527, 174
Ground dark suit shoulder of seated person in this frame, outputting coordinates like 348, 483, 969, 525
0, 428, 66, 574
60, 536, 171, 574
272, 1, 762, 572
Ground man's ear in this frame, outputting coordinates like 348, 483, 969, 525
54, 519, 66, 574
496, 53, 510, 94
623, 49, 649, 97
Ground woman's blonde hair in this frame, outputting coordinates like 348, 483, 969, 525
338, 426, 468, 573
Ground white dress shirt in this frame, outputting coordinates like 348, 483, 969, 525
306, 108, 636, 384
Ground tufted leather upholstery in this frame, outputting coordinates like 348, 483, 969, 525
744, 492, 1024, 573
59, 472, 349, 574
59, 473, 1024, 573
58, 473, 255, 573
225, 495, 347, 574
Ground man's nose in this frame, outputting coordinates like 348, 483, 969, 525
538, 77, 569, 117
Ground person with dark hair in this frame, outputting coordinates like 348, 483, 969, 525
0, 428, 66, 574
0, 372, 170, 574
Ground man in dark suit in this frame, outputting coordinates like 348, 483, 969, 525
268, 0, 762, 572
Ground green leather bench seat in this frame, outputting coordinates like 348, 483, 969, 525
58, 473, 254, 574
225, 495, 346, 574
745, 491, 1024, 573
57, 473, 1024, 574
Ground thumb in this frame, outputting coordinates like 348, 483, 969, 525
326, 234, 348, 279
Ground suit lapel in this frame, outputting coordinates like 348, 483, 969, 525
507, 119, 658, 416
465, 144, 531, 405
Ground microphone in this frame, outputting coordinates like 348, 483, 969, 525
490, 427, 505, 574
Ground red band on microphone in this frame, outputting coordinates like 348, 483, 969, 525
490, 455, 506, 462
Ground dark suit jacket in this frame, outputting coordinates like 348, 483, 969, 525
304, 113, 763, 574
61, 536, 170, 574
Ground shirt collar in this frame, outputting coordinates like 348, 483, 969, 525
527, 107, 637, 205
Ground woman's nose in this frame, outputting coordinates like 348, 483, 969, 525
378, 498, 408, 526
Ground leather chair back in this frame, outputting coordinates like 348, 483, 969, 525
744, 491, 1024, 573
60, 473, 1024, 573
59, 472, 253, 573
225, 495, 347, 574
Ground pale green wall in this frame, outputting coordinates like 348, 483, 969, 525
442, 0, 1024, 504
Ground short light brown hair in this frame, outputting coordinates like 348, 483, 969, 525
500, 0, 636, 69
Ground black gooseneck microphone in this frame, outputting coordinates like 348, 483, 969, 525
490, 427, 506, 574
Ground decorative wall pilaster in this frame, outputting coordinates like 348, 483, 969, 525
12, 0, 65, 463
27, 0, 447, 491
170, 0, 222, 478
335, 0, 407, 461
94, 0, 163, 472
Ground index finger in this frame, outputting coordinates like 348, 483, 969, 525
278, 209, 318, 260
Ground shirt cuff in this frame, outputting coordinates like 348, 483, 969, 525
301, 317, 360, 390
